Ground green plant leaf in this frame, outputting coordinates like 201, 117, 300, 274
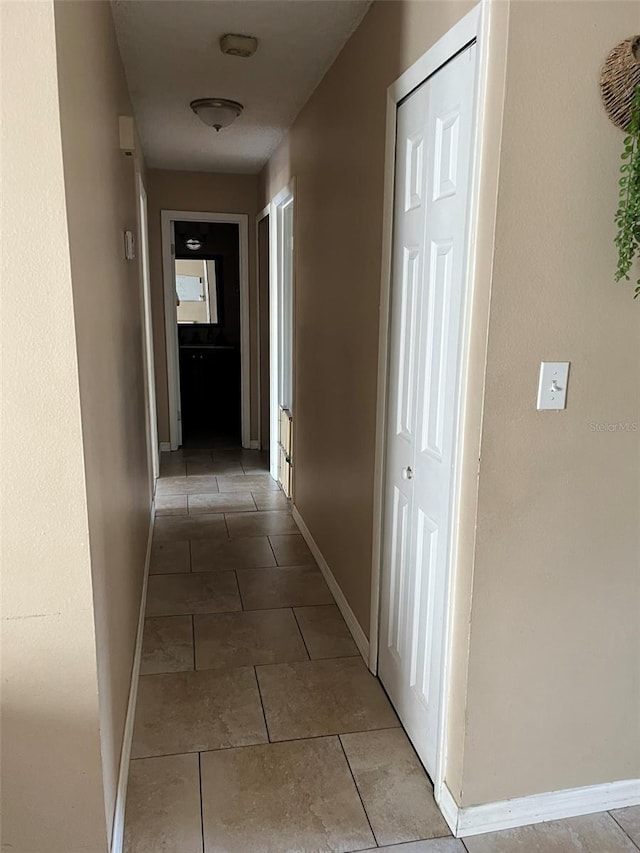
613, 82, 640, 298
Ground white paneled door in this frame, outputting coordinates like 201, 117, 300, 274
379, 43, 477, 778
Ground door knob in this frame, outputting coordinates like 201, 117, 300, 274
402, 466, 413, 480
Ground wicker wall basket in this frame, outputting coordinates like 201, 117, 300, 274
601, 36, 640, 131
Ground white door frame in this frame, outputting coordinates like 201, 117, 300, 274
256, 203, 271, 452
161, 210, 251, 449
268, 181, 295, 481
370, 0, 504, 803
136, 171, 160, 486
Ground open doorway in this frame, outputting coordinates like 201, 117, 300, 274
269, 183, 295, 490
175, 221, 240, 448
161, 210, 250, 450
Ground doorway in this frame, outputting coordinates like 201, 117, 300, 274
161, 210, 250, 449
269, 183, 295, 489
371, 3, 490, 805
175, 221, 240, 448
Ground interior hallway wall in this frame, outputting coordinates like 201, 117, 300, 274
146, 170, 259, 445
456, 0, 640, 806
54, 0, 152, 842
259, 0, 475, 637
1, 1, 109, 850
260, 0, 640, 811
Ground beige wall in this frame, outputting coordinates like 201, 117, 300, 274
259, 0, 476, 636
259, 0, 640, 809
146, 170, 259, 444
1, 2, 108, 850
455, 0, 640, 805
176, 258, 207, 278
54, 0, 152, 842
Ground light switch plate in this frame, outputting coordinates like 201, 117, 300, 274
537, 361, 570, 410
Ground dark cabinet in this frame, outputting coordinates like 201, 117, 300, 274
179, 346, 241, 442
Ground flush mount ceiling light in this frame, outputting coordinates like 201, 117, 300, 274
190, 98, 243, 132
185, 238, 202, 251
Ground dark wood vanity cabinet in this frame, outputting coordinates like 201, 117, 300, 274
179, 346, 241, 440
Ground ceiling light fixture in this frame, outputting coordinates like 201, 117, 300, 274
190, 98, 243, 132
185, 238, 202, 251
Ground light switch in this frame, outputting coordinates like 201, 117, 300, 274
537, 361, 570, 410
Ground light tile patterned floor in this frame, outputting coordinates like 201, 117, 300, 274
124, 449, 640, 853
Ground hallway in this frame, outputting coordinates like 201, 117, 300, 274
122, 451, 640, 853
123, 448, 454, 852
5, 2, 640, 850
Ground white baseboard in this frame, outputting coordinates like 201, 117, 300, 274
291, 505, 370, 664
110, 501, 155, 853
437, 780, 460, 834
159, 442, 171, 452
438, 778, 640, 838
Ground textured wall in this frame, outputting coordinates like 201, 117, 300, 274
259, 0, 475, 635
457, 0, 640, 805
259, 0, 640, 808
54, 0, 152, 840
1, 2, 108, 850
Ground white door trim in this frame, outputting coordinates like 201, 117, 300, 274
268, 180, 296, 481
370, 0, 506, 804
136, 172, 159, 486
161, 209, 251, 449
256, 203, 271, 452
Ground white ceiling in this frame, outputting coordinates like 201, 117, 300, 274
111, 0, 371, 174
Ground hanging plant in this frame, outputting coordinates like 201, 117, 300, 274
601, 36, 640, 298
614, 82, 640, 297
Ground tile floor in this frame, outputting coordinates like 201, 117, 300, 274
123, 448, 640, 853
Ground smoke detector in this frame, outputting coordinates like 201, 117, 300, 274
220, 33, 258, 58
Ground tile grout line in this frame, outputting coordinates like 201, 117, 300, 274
253, 665, 272, 743
266, 534, 280, 567
290, 607, 311, 661
608, 811, 640, 851
235, 570, 246, 611
130, 725, 405, 763
336, 734, 379, 847
147, 565, 341, 618
238, 655, 363, 669
197, 751, 205, 853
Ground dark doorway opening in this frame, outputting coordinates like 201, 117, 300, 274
175, 220, 241, 449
